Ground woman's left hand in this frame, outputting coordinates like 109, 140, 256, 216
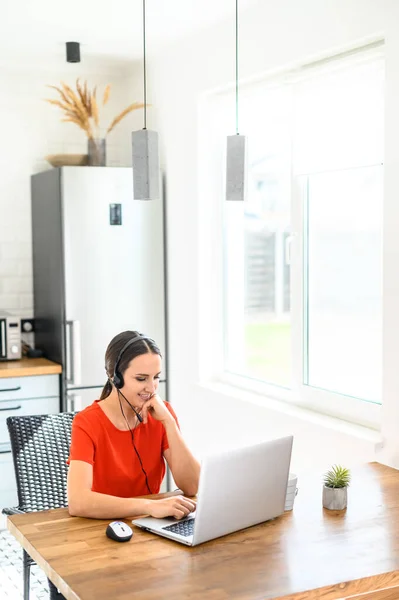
140, 394, 173, 425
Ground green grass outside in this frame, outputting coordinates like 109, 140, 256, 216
244, 321, 292, 387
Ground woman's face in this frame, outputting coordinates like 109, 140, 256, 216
121, 352, 162, 408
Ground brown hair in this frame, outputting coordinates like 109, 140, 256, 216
99, 330, 162, 400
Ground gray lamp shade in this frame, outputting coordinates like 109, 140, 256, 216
132, 129, 160, 200
226, 134, 247, 201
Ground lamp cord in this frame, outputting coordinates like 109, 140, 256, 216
143, 0, 147, 130
235, 0, 239, 135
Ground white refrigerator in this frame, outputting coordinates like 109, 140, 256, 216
31, 167, 167, 412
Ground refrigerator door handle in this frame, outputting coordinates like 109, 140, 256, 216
66, 320, 82, 386
66, 391, 74, 412
66, 392, 82, 412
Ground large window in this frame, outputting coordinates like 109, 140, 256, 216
222, 47, 384, 425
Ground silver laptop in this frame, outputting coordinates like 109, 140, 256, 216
132, 435, 293, 546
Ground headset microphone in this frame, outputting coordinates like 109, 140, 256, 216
117, 388, 151, 495
117, 389, 143, 423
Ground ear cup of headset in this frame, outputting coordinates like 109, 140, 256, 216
113, 371, 124, 389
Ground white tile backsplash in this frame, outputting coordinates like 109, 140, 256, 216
19, 294, 34, 310
0, 260, 20, 277
2, 277, 32, 294
1, 242, 30, 261
0, 62, 142, 319
0, 295, 21, 312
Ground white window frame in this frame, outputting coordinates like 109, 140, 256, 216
198, 41, 384, 431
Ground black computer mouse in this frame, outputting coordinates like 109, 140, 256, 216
106, 521, 133, 542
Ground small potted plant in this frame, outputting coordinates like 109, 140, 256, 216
322, 464, 351, 510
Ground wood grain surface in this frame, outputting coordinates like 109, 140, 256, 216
7, 463, 399, 600
0, 358, 62, 378
343, 586, 399, 599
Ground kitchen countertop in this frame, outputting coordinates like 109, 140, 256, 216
0, 358, 62, 378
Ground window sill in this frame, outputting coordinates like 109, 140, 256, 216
197, 380, 383, 448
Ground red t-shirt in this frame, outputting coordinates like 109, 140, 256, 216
68, 400, 179, 497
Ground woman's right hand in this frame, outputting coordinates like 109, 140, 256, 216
148, 495, 196, 519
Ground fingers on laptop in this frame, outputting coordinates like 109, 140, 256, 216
150, 496, 196, 519
172, 496, 196, 519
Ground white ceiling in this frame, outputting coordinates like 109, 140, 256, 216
2, 0, 254, 67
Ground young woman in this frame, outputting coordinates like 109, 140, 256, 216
67, 331, 200, 519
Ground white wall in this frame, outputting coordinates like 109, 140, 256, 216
148, 0, 399, 477
0, 58, 142, 318
2, 0, 398, 482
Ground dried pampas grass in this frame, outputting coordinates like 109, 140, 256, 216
44, 79, 144, 140
107, 102, 145, 134
102, 84, 111, 106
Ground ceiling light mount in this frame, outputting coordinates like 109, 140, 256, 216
66, 42, 80, 63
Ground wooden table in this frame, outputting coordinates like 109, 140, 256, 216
0, 357, 62, 378
7, 463, 399, 600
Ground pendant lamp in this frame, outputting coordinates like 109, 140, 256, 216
226, 0, 246, 201
132, 0, 160, 200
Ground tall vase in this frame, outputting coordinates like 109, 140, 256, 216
88, 138, 106, 166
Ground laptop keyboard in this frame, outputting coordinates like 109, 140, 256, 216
162, 518, 195, 537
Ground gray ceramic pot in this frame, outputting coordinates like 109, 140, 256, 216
322, 486, 347, 510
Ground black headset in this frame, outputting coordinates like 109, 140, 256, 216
112, 334, 153, 389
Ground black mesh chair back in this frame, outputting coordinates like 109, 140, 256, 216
6, 412, 75, 513
5, 412, 76, 600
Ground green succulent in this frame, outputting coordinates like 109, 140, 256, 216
323, 465, 351, 489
